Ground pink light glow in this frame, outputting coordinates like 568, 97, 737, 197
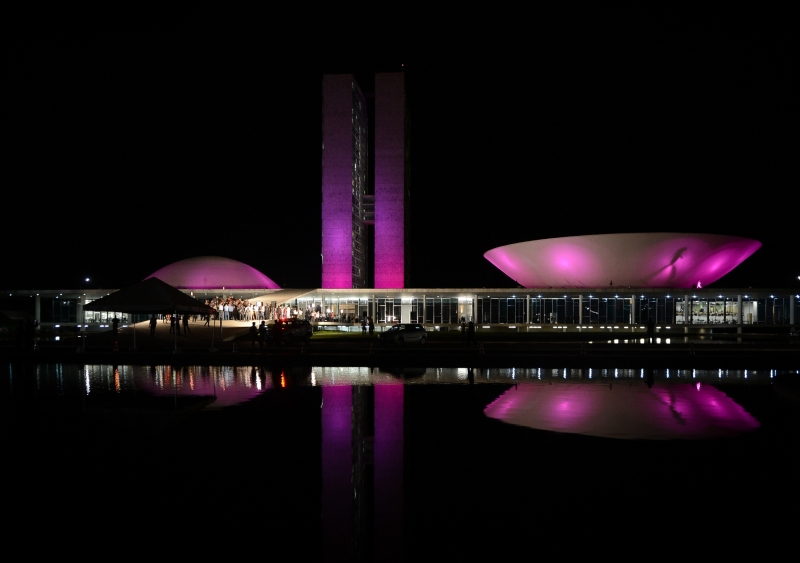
374, 384, 404, 548
483, 233, 761, 288
322, 74, 362, 289
145, 256, 280, 290
484, 381, 760, 440
322, 385, 353, 554
137, 366, 269, 408
373, 73, 406, 289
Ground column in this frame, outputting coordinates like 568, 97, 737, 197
685, 295, 691, 324
737, 295, 743, 325
472, 294, 478, 324
35, 294, 41, 325
737, 294, 744, 342
400, 300, 411, 324
526, 295, 530, 324
790, 294, 795, 325
578, 295, 583, 325
631, 295, 636, 324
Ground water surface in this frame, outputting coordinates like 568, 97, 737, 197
3, 362, 798, 560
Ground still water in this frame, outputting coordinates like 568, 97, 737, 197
4, 362, 799, 560
3, 364, 788, 438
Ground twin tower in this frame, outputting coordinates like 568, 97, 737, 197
321, 72, 408, 289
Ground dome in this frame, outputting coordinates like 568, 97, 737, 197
145, 256, 280, 289
483, 233, 761, 289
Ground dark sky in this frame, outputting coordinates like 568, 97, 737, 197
5, 35, 797, 292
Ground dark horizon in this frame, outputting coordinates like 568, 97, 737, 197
6, 40, 797, 291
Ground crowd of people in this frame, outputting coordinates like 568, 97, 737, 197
151, 296, 371, 329
205, 296, 290, 322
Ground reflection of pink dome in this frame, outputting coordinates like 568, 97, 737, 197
145, 256, 280, 289
484, 233, 761, 289
484, 381, 759, 440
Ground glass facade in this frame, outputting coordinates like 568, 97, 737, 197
350, 85, 367, 288
470, 294, 797, 326
296, 293, 796, 326
2, 289, 795, 329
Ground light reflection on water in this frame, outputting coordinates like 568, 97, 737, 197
3, 365, 793, 433
4, 363, 790, 405
483, 380, 761, 439
5, 364, 273, 409
23, 365, 800, 443
3, 362, 796, 559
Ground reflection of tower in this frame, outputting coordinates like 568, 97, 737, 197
321, 383, 404, 560
322, 72, 408, 289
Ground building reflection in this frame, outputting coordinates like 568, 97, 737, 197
484, 379, 760, 439
322, 383, 404, 562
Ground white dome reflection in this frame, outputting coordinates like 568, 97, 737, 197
484, 380, 760, 440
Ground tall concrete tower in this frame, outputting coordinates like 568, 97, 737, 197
373, 72, 408, 289
321, 71, 408, 289
321, 74, 368, 289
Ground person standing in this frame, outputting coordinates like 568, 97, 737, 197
362, 316, 367, 336
149, 315, 157, 337
467, 321, 476, 346
258, 321, 267, 348
250, 321, 257, 348
368, 316, 374, 337
182, 314, 190, 334
112, 316, 119, 339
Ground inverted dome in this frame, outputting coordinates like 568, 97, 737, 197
484, 382, 759, 440
484, 233, 761, 289
145, 256, 280, 290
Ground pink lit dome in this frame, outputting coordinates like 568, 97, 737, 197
484, 233, 761, 289
145, 256, 280, 289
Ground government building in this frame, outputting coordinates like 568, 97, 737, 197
1, 72, 796, 336
2, 248, 796, 337
322, 72, 409, 289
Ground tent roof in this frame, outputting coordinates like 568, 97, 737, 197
83, 277, 215, 315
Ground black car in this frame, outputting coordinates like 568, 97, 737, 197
270, 318, 313, 343
378, 323, 427, 345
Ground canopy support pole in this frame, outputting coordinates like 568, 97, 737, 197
210, 315, 217, 352
173, 309, 178, 353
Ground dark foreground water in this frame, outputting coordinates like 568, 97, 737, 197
3, 363, 799, 560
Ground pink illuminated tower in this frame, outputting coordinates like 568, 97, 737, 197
322, 71, 408, 289
322, 74, 368, 288
373, 72, 408, 289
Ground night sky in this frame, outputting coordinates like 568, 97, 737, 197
6, 35, 797, 292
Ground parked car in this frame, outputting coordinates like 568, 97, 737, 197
270, 318, 313, 343
378, 323, 427, 345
